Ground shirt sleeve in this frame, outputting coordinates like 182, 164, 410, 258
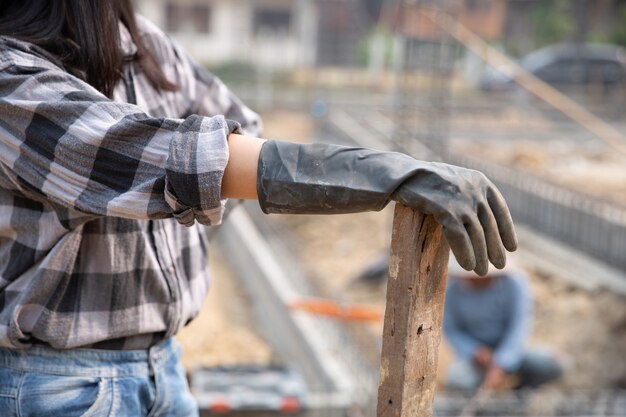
0, 61, 239, 227
493, 274, 533, 371
443, 284, 481, 360
136, 15, 263, 137
185, 58, 263, 137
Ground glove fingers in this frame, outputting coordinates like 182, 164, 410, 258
478, 203, 507, 269
465, 219, 489, 276
487, 186, 518, 252
442, 223, 476, 273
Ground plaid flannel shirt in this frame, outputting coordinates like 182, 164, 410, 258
0, 17, 262, 350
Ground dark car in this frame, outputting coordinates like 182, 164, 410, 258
480, 43, 626, 91
190, 364, 308, 415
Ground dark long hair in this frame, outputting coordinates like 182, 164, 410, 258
0, 0, 177, 97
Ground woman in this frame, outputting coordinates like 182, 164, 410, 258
0, 1, 517, 415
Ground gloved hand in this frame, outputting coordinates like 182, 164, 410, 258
256, 140, 517, 275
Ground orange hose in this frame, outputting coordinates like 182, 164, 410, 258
288, 298, 382, 322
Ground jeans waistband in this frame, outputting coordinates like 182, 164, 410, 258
0, 337, 179, 378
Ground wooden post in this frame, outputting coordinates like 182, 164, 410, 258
377, 204, 450, 417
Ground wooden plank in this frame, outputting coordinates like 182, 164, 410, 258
377, 204, 450, 417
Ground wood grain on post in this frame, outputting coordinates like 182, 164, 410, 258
377, 204, 450, 417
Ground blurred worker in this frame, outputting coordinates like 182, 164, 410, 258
443, 260, 563, 391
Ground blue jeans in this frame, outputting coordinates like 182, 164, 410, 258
0, 338, 198, 417
446, 347, 564, 391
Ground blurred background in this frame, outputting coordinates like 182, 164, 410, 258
135, 1, 626, 416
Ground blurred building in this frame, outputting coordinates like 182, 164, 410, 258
135, 1, 624, 70
135, 0, 318, 68
390, 0, 507, 41
379, 0, 507, 75
135, 0, 385, 69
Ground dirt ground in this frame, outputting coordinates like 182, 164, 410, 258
453, 138, 626, 207
447, 104, 626, 206
275, 209, 626, 390
175, 231, 624, 417
176, 244, 272, 370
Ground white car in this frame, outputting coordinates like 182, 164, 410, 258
480, 43, 626, 91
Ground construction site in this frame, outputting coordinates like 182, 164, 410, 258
136, 0, 626, 416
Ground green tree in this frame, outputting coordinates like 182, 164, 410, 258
610, 4, 626, 46
529, 0, 575, 47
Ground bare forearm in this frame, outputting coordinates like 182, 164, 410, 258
221, 133, 266, 199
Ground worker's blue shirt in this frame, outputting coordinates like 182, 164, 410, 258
443, 272, 532, 372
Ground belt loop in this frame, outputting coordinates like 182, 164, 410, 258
148, 344, 158, 376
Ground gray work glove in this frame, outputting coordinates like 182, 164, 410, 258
256, 140, 517, 276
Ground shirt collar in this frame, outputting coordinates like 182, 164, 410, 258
119, 22, 138, 58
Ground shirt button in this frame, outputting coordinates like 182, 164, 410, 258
167, 266, 175, 274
